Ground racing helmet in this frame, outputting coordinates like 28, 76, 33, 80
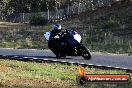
53, 24, 62, 31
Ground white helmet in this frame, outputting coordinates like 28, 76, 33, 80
53, 24, 62, 31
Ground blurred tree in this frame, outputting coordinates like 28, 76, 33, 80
0, 0, 120, 21
2, 0, 115, 14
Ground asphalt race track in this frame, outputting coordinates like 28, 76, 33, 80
0, 48, 132, 70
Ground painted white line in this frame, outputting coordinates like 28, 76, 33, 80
52, 60, 58, 62
115, 67, 120, 68
30, 49, 37, 50
88, 64, 93, 65
106, 66, 112, 67
61, 61, 67, 62
32, 58, 38, 60
80, 63, 86, 65
14, 56, 19, 58
122, 68, 128, 70
97, 65, 102, 66
23, 57, 29, 58
43, 59, 49, 60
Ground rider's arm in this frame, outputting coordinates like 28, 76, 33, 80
61, 29, 73, 38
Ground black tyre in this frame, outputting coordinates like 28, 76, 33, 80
78, 44, 91, 60
56, 54, 61, 58
55, 53, 66, 58
49, 48, 61, 58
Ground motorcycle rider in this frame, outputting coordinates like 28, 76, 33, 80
50, 24, 62, 39
48, 24, 66, 57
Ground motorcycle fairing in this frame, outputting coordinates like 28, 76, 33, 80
44, 32, 50, 41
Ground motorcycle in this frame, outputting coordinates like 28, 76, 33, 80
44, 30, 91, 60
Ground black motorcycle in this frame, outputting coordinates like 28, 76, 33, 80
44, 30, 91, 60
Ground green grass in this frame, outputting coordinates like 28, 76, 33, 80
0, 59, 76, 88
0, 59, 132, 88
0, 24, 50, 49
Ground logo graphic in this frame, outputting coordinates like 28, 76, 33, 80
76, 66, 131, 85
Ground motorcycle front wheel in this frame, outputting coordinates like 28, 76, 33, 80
78, 44, 91, 60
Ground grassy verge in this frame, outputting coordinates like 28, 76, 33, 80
0, 59, 132, 88
0, 23, 50, 49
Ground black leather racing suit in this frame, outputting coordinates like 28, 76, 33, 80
48, 29, 65, 57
